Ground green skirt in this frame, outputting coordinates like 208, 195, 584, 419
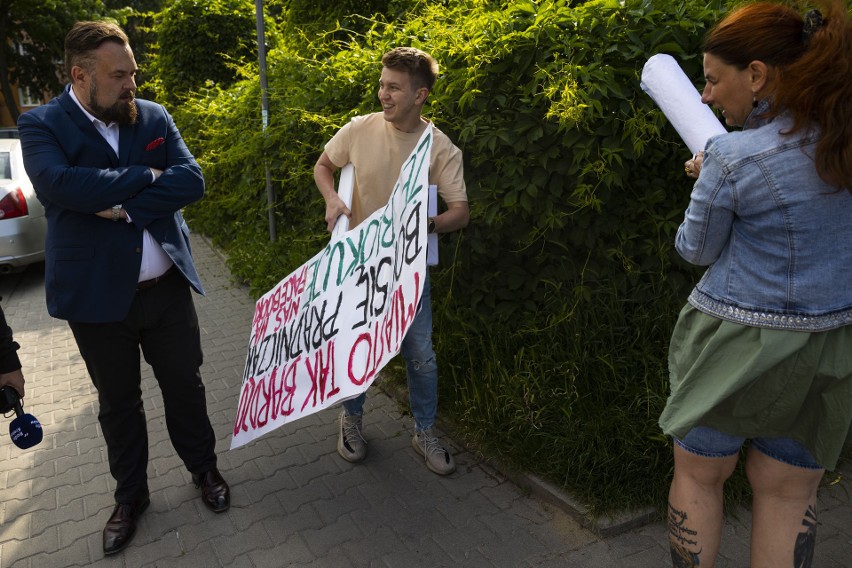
659, 304, 852, 470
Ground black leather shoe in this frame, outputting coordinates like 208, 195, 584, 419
192, 468, 230, 513
103, 493, 150, 555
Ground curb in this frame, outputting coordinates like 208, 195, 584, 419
507, 472, 658, 538
375, 376, 659, 538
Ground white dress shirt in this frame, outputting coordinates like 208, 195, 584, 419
69, 87, 174, 282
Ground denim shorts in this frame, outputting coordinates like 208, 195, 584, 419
674, 426, 824, 470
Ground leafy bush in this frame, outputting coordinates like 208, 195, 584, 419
417, 0, 721, 514
285, 0, 391, 27
150, 0, 257, 104
170, 0, 754, 516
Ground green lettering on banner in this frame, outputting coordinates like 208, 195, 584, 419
232, 127, 433, 450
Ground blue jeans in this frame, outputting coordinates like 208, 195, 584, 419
343, 272, 438, 432
675, 426, 823, 470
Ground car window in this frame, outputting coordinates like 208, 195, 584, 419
0, 152, 11, 180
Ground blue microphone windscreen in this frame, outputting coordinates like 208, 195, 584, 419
10, 414, 43, 449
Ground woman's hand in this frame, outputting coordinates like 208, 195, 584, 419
684, 151, 704, 179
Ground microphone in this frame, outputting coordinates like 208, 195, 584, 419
1, 386, 42, 449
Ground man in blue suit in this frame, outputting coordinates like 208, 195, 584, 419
17, 21, 229, 555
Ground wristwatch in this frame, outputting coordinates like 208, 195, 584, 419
428, 218, 436, 234
111, 205, 122, 221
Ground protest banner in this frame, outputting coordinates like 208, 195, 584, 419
230, 126, 433, 449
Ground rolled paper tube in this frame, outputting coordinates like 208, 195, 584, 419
640, 53, 727, 155
332, 163, 354, 237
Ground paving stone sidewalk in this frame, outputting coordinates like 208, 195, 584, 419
0, 233, 849, 567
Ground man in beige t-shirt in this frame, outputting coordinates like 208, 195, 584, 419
314, 47, 469, 475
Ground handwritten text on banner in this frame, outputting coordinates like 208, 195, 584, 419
230, 127, 432, 449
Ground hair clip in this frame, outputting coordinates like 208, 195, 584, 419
802, 9, 825, 46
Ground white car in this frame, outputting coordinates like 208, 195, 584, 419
0, 135, 46, 273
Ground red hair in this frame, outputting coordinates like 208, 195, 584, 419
704, 0, 852, 190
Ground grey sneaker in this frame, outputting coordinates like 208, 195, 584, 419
337, 411, 367, 463
412, 429, 456, 475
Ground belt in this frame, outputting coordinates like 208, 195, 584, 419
136, 265, 177, 291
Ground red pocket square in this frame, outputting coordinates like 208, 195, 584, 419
145, 137, 165, 151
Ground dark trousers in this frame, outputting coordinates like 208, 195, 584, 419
68, 274, 217, 503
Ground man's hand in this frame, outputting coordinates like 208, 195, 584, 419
325, 194, 352, 233
314, 151, 351, 232
94, 167, 165, 220
95, 206, 127, 220
0, 368, 25, 398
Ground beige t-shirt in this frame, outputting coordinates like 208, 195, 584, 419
324, 113, 467, 227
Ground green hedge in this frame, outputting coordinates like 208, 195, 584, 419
148, 0, 258, 104
170, 0, 740, 516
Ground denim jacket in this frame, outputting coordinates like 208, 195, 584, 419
676, 99, 852, 331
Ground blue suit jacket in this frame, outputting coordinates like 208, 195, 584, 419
17, 87, 205, 323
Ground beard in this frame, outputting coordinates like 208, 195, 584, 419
88, 80, 138, 125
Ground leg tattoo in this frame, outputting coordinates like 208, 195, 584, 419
668, 502, 702, 567
793, 505, 817, 568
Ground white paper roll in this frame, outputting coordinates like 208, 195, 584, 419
332, 163, 354, 237
640, 54, 727, 155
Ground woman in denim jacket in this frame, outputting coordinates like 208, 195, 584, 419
658, 1, 852, 566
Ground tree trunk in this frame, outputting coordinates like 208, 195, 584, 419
0, 69, 21, 123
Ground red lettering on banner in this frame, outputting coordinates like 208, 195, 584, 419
348, 332, 372, 386
232, 357, 299, 436
270, 362, 298, 420
234, 377, 256, 436
250, 265, 308, 343
301, 340, 339, 411
347, 271, 421, 388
